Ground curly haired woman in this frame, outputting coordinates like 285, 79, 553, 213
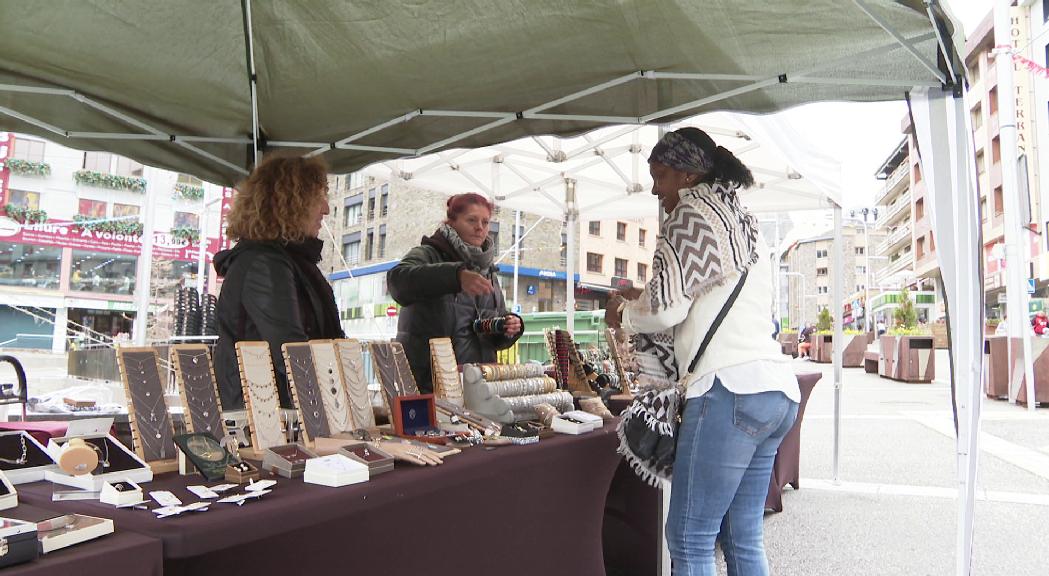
213, 155, 344, 409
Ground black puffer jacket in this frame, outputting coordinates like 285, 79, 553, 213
213, 239, 344, 409
387, 231, 522, 393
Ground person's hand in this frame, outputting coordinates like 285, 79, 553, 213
373, 440, 444, 466
503, 315, 522, 337
614, 287, 644, 301
605, 295, 625, 329
458, 269, 494, 296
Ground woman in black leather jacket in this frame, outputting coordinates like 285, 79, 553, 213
387, 193, 523, 393
213, 155, 344, 409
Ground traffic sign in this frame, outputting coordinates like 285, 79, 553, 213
386, 305, 398, 317
1028, 278, 1036, 294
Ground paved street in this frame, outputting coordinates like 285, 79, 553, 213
753, 352, 1049, 576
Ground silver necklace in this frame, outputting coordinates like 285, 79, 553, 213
0, 435, 28, 466
178, 350, 220, 433
89, 438, 111, 469
124, 352, 169, 458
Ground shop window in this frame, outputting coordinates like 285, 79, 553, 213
83, 151, 112, 173
11, 139, 45, 163
113, 203, 141, 218
174, 211, 199, 229
78, 199, 107, 218
70, 250, 137, 294
586, 252, 603, 273
0, 242, 62, 289
8, 190, 40, 210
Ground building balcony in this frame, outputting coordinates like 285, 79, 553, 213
877, 192, 912, 229
884, 251, 914, 277
877, 223, 911, 256
873, 163, 909, 206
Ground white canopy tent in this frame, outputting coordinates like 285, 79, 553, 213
0, 2, 987, 574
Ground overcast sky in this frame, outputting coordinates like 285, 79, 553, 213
776, 0, 992, 233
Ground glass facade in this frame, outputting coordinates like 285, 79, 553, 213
0, 242, 62, 289
70, 250, 137, 294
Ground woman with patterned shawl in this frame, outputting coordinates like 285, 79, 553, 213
606, 128, 799, 576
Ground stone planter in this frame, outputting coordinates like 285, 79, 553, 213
811, 333, 868, 367
878, 335, 935, 383
778, 333, 798, 358
985, 336, 1010, 400
1012, 338, 1049, 406
812, 334, 832, 363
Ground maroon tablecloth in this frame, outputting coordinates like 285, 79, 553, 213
2, 527, 162, 576
19, 423, 623, 576
766, 371, 822, 512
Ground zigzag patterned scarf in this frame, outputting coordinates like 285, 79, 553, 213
618, 182, 758, 486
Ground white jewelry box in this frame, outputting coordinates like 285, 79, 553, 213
0, 470, 17, 511
551, 411, 603, 435
100, 480, 144, 506
303, 454, 369, 488
45, 434, 153, 491
0, 431, 59, 485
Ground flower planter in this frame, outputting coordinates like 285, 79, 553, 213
989, 336, 1049, 406
811, 333, 869, 367
878, 335, 935, 383
777, 333, 797, 357
984, 336, 1010, 400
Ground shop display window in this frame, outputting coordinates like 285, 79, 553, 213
70, 250, 137, 295
0, 242, 62, 289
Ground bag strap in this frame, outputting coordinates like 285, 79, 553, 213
687, 270, 749, 374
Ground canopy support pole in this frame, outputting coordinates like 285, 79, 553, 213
241, 0, 261, 167
565, 179, 577, 335
832, 203, 844, 483
853, 0, 946, 83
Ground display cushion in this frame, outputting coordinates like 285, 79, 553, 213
392, 394, 438, 437
173, 433, 234, 482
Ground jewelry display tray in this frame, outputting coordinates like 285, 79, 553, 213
0, 431, 58, 485
45, 433, 153, 491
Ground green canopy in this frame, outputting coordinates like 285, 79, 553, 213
0, 1, 960, 185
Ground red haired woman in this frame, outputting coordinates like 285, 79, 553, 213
387, 193, 523, 393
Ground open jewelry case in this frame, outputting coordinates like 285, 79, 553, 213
45, 433, 152, 491
0, 470, 17, 511
0, 431, 58, 484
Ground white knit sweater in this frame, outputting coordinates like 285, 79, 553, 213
622, 232, 798, 401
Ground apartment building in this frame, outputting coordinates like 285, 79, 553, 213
0, 133, 225, 350
782, 222, 885, 330
579, 217, 658, 302
324, 176, 577, 338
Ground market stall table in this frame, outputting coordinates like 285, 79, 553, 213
0, 523, 162, 576
18, 422, 622, 576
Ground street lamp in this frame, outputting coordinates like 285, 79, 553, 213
849, 207, 878, 332
782, 271, 806, 329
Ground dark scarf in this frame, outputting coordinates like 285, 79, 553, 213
284, 237, 342, 339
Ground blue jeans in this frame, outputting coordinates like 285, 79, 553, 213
667, 379, 799, 576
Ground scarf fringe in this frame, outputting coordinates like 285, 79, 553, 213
616, 416, 670, 487
626, 400, 676, 436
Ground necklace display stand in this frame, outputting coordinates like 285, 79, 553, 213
309, 340, 355, 434
116, 347, 178, 474
333, 339, 375, 429
282, 343, 331, 448
429, 338, 464, 407
170, 345, 224, 437
235, 342, 286, 460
